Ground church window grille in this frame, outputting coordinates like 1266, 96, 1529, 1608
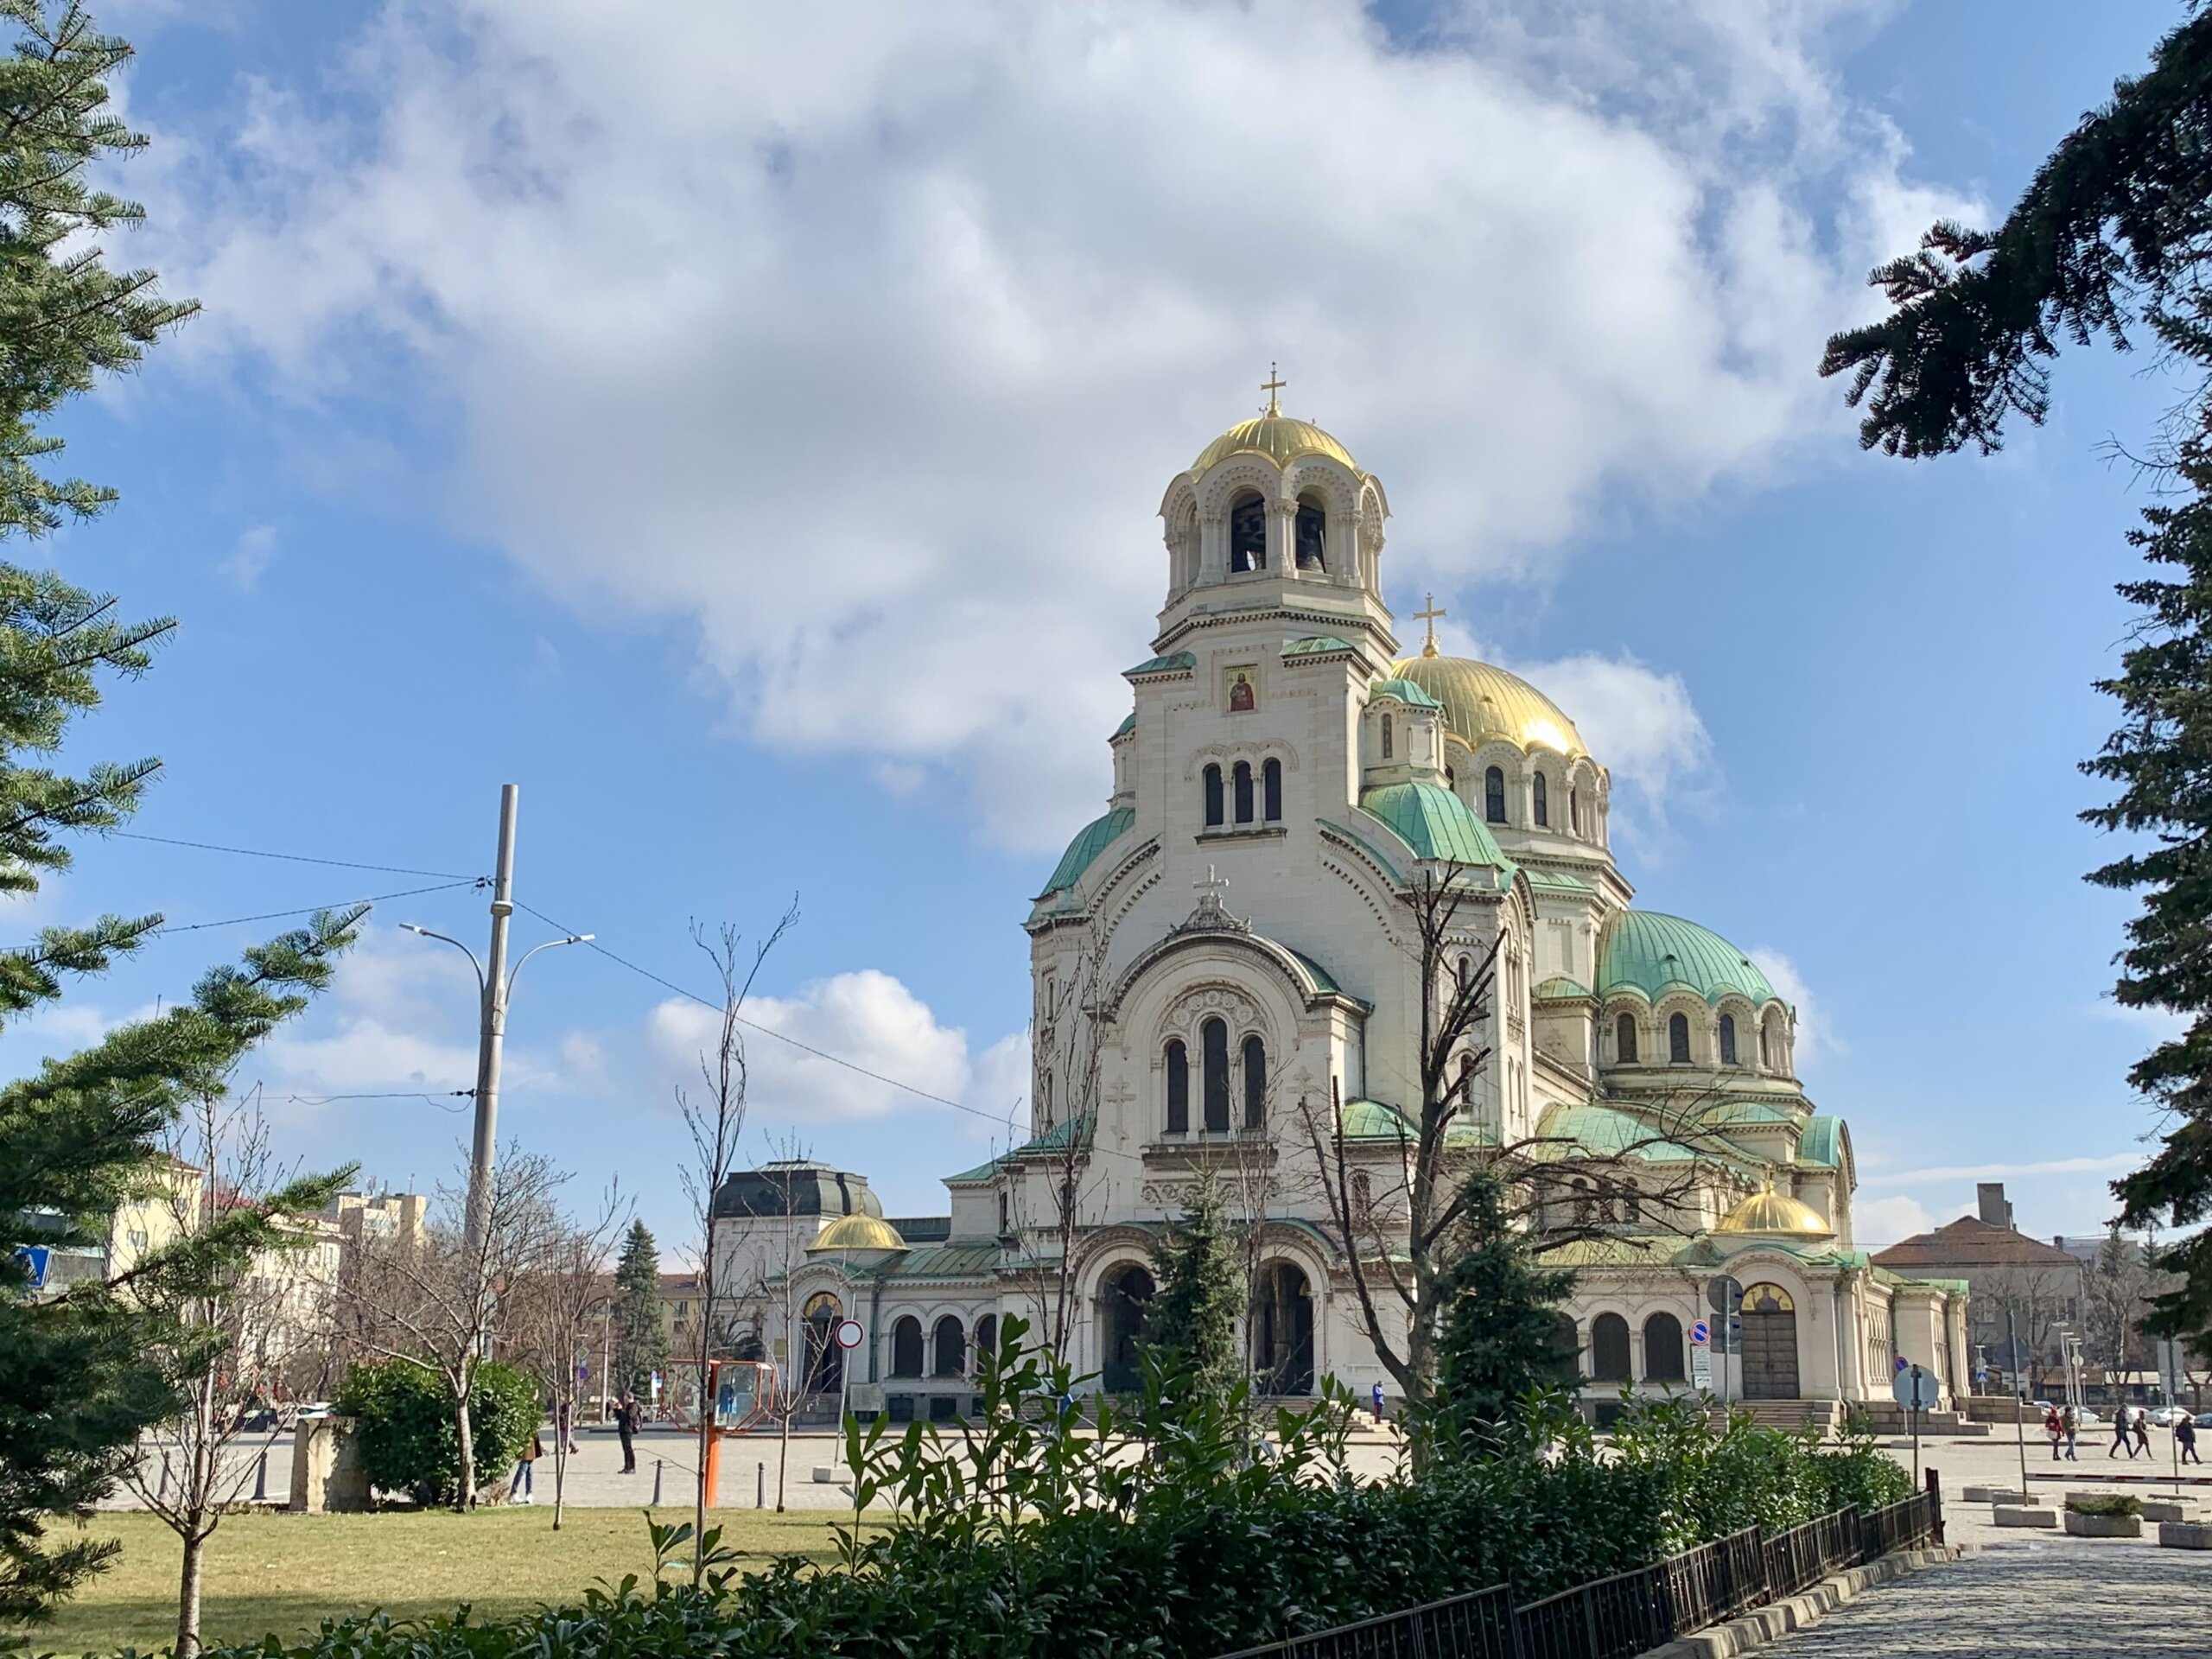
891, 1316, 924, 1377
1643, 1313, 1685, 1382
1262, 757, 1282, 820
1615, 1013, 1637, 1064
1233, 760, 1255, 824
1201, 1017, 1231, 1133
1165, 1039, 1189, 1134
1484, 766, 1507, 823
1230, 492, 1267, 571
1668, 1012, 1691, 1065
931, 1315, 966, 1377
1592, 1313, 1631, 1382
1243, 1035, 1266, 1128
1295, 496, 1326, 569
1533, 772, 1548, 826
1719, 1014, 1738, 1066
1204, 764, 1224, 827
1381, 714, 1393, 760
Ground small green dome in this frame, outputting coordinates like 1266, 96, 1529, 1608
1597, 912, 1777, 1006
1368, 677, 1442, 709
1039, 805, 1134, 898
1360, 782, 1507, 867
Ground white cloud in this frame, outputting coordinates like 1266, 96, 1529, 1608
1515, 651, 1716, 841
1748, 946, 1840, 1060
145, 0, 1974, 850
222, 524, 278, 588
1853, 1192, 1933, 1249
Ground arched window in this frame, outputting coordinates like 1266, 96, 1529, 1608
1456, 954, 1474, 995
1164, 1039, 1189, 1134
1201, 1016, 1230, 1133
931, 1315, 966, 1377
1592, 1313, 1632, 1382
1233, 760, 1255, 823
1381, 713, 1394, 759
891, 1315, 924, 1378
975, 1313, 999, 1370
1455, 1052, 1473, 1103
1262, 757, 1282, 821
1230, 491, 1267, 571
1643, 1313, 1685, 1382
1533, 771, 1548, 826
1570, 787, 1580, 834
1669, 1011, 1691, 1064
1203, 764, 1224, 828
1719, 1014, 1738, 1066
1484, 766, 1507, 823
1615, 1013, 1637, 1064
1242, 1034, 1266, 1129
997, 1190, 1011, 1234
1294, 495, 1325, 569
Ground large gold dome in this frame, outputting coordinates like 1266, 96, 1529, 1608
1714, 1186, 1833, 1240
1388, 652, 1588, 760
1192, 411, 1360, 476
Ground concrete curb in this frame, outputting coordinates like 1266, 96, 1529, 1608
1637, 1547, 1965, 1659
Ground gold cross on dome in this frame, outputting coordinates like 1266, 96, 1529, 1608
1414, 593, 1447, 657
1262, 364, 1286, 415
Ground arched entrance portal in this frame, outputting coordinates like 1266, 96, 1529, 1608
1254, 1262, 1314, 1395
1101, 1263, 1154, 1393
1738, 1282, 1800, 1399
802, 1292, 843, 1396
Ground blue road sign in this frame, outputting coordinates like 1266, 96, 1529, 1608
14, 1244, 51, 1290
1690, 1319, 1711, 1345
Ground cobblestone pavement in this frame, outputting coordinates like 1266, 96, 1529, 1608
1773, 1542, 2212, 1657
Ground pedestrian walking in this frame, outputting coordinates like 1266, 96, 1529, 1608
2133, 1408, 2152, 1459
1371, 1381, 1387, 1423
556, 1398, 579, 1455
2062, 1403, 2080, 1459
2179, 1414, 2202, 1465
2044, 1404, 2063, 1461
614, 1390, 639, 1475
509, 1428, 543, 1503
2110, 1403, 2134, 1459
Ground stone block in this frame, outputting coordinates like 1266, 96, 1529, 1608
1993, 1505, 2057, 1529
289, 1415, 369, 1514
2158, 1522, 2212, 1549
810, 1465, 835, 1483
2063, 1510, 2144, 1537
2139, 1499, 2196, 1522
1963, 1486, 2024, 1504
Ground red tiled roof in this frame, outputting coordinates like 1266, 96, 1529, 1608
1869, 1216, 2082, 1270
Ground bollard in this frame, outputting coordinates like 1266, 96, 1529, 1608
756, 1462, 765, 1509
652, 1459, 663, 1507
156, 1463, 168, 1505
253, 1450, 268, 1503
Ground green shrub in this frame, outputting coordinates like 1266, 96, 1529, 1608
334, 1359, 540, 1507
2066, 1492, 2142, 1517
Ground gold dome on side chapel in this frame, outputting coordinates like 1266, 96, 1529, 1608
807, 1213, 907, 1253
1715, 1183, 1833, 1241
1389, 652, 1589, 761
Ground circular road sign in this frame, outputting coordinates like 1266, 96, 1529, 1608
1891, 1364, 1941, 1411
1706, 1276, 1744, 1315
833, 1319, 865, 1351
1689, 1320, 1711, 1346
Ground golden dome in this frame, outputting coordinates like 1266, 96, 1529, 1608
1192, 412, 1360, 476
1715, 1185, 1833, 1240
807, 1213, 907, 1253
1388, 653, 1588, 760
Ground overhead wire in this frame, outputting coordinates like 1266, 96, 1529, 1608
156, 879, 486, 934
111, 830, 480, 882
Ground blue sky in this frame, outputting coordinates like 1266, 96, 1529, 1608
8, 0, 2197, 1261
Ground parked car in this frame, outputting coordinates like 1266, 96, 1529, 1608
2072, 1407, 2103, 1426
2194, 1410, 2212, 1429
2146, 1405, 2193, 1428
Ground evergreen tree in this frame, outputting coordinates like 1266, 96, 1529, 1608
1818, 5, 2212, 1340
1427, 1165, 1579, 1453
1141, 1170, 1245, 1407
612, 1218, 669, 1400
0, 3, 357, 1627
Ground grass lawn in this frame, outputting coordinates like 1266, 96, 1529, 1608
8, 1507, 866, 1656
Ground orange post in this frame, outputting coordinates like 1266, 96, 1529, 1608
702, 1359, 723, 1508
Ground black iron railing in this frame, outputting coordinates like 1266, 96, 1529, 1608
1217, 1474, 1942, 1659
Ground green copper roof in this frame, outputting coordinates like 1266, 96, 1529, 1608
1113, 713, 1135, 738
1597, 911, 1778, 1006
1533, 976, 1592, 1000
1523, 868, 1595, 892
1704, 1098, 1794, 1127
1532, 1101, 1700, 1163
944, 1155, 1008, 1185
1125, 651, 1196, 677
1360, 781, 1507, 867
1798, 1115, 1841, 1169
1339, 1097, 1414, 1141
1039, 807, 1134, 898
1368, 676, 1443, 709
1283, 635, 1357, 658
1014, 1113, 1094, 1155
1287, 948, 1342, 995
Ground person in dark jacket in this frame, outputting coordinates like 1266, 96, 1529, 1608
2179, 1414, 2202, 1465
614, 1391, 640, 1474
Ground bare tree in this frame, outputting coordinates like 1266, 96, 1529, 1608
2082, 1228, 2158, 1376
124, 1084, 352, 1658
504, 1184, 629, 1529
674, 906, 796, 1580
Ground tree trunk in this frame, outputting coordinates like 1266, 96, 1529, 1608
175, 1529, 206, 1659
453, 1389, 476, 1512
777, 1408, 791, 1512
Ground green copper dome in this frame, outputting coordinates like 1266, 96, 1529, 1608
1360, 782, 1507, 867
1597, 911, 1778, 1006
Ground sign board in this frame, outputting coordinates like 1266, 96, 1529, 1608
1690, 1347, 1713, 1388
1891, 1364, 1940, 1412
1690, 1319, 1711, 1346
15, 1244, 50, 1291
1707, 1276, 1744, 1315
833, 1318, 864, 1351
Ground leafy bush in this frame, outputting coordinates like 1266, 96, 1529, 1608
334, 1359, 540, 1507
2067, 1492, 2142, 1517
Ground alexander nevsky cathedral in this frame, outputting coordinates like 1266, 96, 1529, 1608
716, 388, 1969, 1427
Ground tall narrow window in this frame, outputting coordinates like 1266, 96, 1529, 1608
1233, 760, 1255, 823
1456, 954, 1474, 995
1570, 788, 1580, 834
1201, 1017, 1230, 1133
1294, 497, 1326, 569
1719, 1014, 1738, 1066
1533, 772, 1548, 826
1484, 766, 1507, 823
1262, 757, 1282, 821
1668, 1011, 1691, 1065
1230, 491, 1267, 571
1615, 1013, 1638, 1064
1165, 1039, 1189, 1133
1381, 714, 1394, 759
1759, 1019, 1772, 1067
1204, 764, 1224, 828
1242, 1035, 1266, 1128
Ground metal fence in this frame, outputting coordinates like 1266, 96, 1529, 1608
1218, 1477, 1942, 1659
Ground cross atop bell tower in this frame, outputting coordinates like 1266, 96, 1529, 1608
1414, 593, 1446, 658
1261, 364, 1286, 416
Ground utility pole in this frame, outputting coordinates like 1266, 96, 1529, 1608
466, 784, 518, 1262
